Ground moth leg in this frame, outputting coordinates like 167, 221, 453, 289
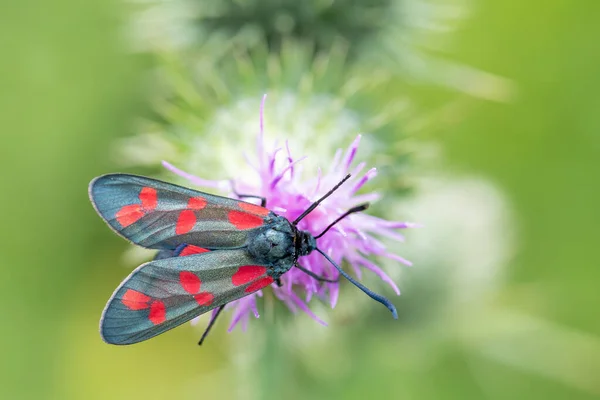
275, 278, 283, 287
229, 180, 267, 207
235, 193, 267, 208
295, 263, 340, 283
199, 305, 225, 346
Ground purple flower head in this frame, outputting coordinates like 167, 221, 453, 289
162, 95, 417, 332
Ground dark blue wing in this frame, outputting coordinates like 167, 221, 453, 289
89, 174, 275, 250
100, 249, 275, 345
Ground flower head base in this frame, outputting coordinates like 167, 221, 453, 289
163, 95, 416, 331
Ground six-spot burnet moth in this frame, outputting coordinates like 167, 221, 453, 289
89, 173, 398, 345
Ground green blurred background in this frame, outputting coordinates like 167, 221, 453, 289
2, 0, 599, 399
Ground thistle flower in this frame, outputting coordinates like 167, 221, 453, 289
163, 96, 416, 331
117, 39, 409, 178
129, 0, 390, 56
127, 0, 513, 101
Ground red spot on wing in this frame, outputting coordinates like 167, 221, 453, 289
194, 292, 214, 306
148, 301, 166, 325
121, 289, 151, 310
115, 204, 144, 228
188, 196, 208, 210
228, 210, 264, 230
176, 210, 196, 234
245, 276, 275, 293
115, 187, 158, 228
239, 202, 270, 216
232, 265, 267, 286
179, 271, 201, 294
179, 245, 210, 257
121, 289, 167, 325
139, 187, 157, 211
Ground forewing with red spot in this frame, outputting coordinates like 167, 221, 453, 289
89, 174, 275, 251
100, 249, 276, 345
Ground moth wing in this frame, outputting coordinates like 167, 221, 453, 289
89, 174, 274, 250
100, 249, 275, 345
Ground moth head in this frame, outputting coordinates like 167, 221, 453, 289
297, 230, 317, 256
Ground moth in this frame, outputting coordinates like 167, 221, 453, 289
89, 173, 397, 345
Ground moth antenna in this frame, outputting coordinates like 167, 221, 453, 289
315, 248, 398, 319
293, 174, 352, 225
315, 203, 369, 239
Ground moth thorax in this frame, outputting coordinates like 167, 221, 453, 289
248, 226, 294, 263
